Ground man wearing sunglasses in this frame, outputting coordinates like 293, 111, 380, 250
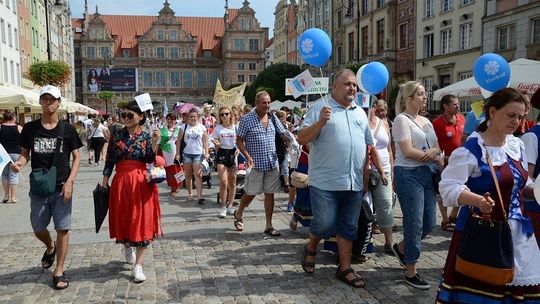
12, 85, 83, 290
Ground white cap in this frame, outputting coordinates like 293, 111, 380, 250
39, 85, 61, 99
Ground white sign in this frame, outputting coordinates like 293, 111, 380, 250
357, 93, 371, 108
0, 144, 13, 173
286, 70, 316, 98
134, 93, 153, 112
285, 77, 329, 96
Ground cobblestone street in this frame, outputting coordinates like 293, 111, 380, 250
0, 163, 451, 303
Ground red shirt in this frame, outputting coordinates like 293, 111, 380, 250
432, 113, 465, 156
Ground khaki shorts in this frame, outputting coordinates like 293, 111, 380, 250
244, 167, 281, 195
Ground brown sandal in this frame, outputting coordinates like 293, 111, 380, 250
301, 244, 317, 274
233, 210, 243, 231
441, 220, 455, 232
335, 267, 365, 288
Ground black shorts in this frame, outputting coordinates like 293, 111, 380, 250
216, 148, 236, 168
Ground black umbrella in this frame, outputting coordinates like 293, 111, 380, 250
92, 184, 109, 233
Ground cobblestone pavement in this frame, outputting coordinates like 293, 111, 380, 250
0, 162, 452, 303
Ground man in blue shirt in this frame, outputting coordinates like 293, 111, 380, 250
233, 91, 287, 236
297, 69, 373, 288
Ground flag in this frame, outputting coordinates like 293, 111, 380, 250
293, 106, 303, 118
0, 144, 13, 172
162, 101, 169, 117
470, 100, 484, 119
287, 70, 316, 98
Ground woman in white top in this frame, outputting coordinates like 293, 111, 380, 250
436, 88, 540, 303
89, 118, 109, 166
391, 81, 444, 290
175, 108, 209, 204
212, 106, 238, 218
368, 100, 394, 253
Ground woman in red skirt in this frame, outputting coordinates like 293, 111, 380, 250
101, 100, 161, 283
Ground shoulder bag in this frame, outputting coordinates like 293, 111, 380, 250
270, 114, 287, 165
454, 146, 514, 286
29, 122, 65, 196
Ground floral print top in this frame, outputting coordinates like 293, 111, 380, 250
103, 126, 155, 176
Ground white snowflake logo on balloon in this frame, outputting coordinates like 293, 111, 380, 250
484, 60, 499, 76
301, 38, 314, 54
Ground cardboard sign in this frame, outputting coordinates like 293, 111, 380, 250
134, 93, 153, 112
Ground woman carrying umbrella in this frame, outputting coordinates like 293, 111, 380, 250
101, 100, 162, 283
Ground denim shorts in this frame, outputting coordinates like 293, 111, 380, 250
29, 191, 72, 232
309, 186, 363, 240
182, 153, 204, 164
1, 153, 20, 184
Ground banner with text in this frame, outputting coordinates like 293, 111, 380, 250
285, 77, 328, 96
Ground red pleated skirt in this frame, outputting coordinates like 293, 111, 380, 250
165, 164, 182, 188
108, 160, 162, 244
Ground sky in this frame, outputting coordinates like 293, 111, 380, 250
70, 0, 279, 35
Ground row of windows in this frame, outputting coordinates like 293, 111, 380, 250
236, 74, 257, 83
0, 18, 18, 50
424, 0, 474, 19
140, 70, 218, 88
345, 19, 386, 62
2, 56, 21, 86
1, 0, 17, 14
422, 23, 473, 58
236, 62, 258, 70
233, 38, 260, 51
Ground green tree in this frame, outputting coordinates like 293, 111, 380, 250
345, 62, 362, 74
28, 61, 71, 86
116, 100, 129, 109
245, 63, 301, 104
98, 91, 115, 115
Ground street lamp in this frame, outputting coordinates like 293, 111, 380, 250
44, 0, 65, 61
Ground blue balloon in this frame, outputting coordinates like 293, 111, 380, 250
473, 53, 511, 92
298, 28, 332, 67
358, 62, 389, 95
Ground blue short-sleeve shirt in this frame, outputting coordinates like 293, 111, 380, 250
302, 96, 373, 191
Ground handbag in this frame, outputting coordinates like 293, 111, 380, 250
271, 114, 287, 165
146, 163, 167, 183
454, 146, 514, 286
29, 122, 64, 196
290, 171, 308, 188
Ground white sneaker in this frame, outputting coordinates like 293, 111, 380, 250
132, 264, 146, 283
124, 246, 135, 264
219, 207, 227, 218
227, 206, 235, 215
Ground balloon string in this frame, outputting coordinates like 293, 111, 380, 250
318, 67, 328, 107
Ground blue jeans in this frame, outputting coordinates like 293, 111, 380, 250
394, 166, 436, 265
309, 186, 363, 240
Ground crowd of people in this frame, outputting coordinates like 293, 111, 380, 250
3, 76, 540, 302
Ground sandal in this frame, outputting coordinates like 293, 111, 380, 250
441, 220, 455, 232
449, 215, 457, 224
233, 210, 243, 231
2, 197, 8, 203
41, 243, 57, 269
301, 244, 317, 274
263, 227, 281, 237
289, 216, 298, 231
53, 273, 69, 290
335, 267, 365, 288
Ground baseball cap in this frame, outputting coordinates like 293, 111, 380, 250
39, 85, 61, 99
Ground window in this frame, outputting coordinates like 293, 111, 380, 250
170, 71, 180, 86
248, 63, 256, 70
156, 71, 165, 87
424, 0, 434, 18
423, 33, 434, 58
10, 60, 14, 84
170, 47, 178, 59
1, 19, 5, 43
336, 45, 343, 65
399, 23, 408, 49
157, 30, 164, 40
170, 30, 177, 41
323, 1, 330, 22
143, 71, 153, 87
422, 77, 434, 106
378, 0, 385, 8
249, 74, 256, 82
14, 27, 17, 50
336, 9, 342, 28
140, 47, 146, 58
87, 46, 95, 58
210, 70, 218, 85
234, 38, 245, 51
240, 18, 251, 30
237, 63, 245, 70
237, 74, 245, 82
348, 31, 355, 62
197, 71, 207, 87
122, 49, 130, 58
361, 26, 368, 58
461, 0, 473, 5
362, 0, 368, 15
183, 71, 192, 87
100, 46, 110, 58
16, 62, 20, 85
459, 71, 472, 81
203, 50, 212, 58
7, 24, 12, 47
441, 28, 452, 54
156, 47, 165, 58
74, 47, 80, 57
497, 25, 515, 50
442, 0, 453, 12
3, 57, 7, 82
377, 19, 385, 53
460, 23, 473, 50
249, 39, 259, 51
532, 18, 540, 44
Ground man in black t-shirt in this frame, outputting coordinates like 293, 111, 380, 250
12, 85, 83, 290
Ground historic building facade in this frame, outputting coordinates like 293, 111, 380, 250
72, 0, 268, 113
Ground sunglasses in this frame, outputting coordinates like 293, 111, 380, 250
220, 112, 231, 117
40, 98, 59, 104
120, 112, 135, 119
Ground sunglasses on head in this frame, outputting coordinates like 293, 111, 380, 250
120, 112, 135, 119
220, 112, 231, 117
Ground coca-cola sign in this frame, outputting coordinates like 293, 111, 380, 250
517, 83, 540, 94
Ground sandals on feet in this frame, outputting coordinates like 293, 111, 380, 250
289, 217, 298, 231
53, 273, 69, 290
41, 243, 57, 269
233, 210, 243, 231
301, 244, 317, 274
2, 197, 8, 203
263, 228, 281, 237
335, 267, 365, 288
441, 220, 455, 232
